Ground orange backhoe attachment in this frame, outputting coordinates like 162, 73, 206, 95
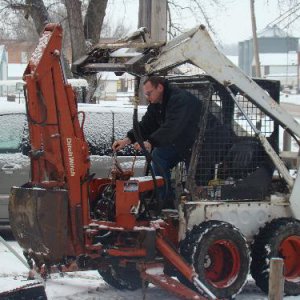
9, 23, 90, 258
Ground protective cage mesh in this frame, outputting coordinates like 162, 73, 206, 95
168, 75, 280, 201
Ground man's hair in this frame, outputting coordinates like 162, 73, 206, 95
143, 76, 166, 88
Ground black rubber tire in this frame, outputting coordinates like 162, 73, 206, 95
179, 220, 250, 299
98, 264, 143, 291
251, 217, 300, 296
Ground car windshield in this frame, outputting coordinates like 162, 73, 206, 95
0, 113, 26, 153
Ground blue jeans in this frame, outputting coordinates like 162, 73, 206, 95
151, 145, 182, 206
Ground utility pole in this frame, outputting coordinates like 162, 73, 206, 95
250, 0, 261, 77
151, 0, 167, 42
138, 0, 151, 33
138, 0, 167, 43
297, 51, 300, 93
138, 0, 167, 104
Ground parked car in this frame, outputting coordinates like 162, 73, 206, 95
0, 100, 146, 225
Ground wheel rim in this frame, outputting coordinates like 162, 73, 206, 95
279, 235, 300, 282
204, 239, 241, 288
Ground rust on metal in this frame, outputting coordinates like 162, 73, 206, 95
9, 186, 74, 264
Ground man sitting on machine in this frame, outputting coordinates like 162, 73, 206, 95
112, 76, 201, 208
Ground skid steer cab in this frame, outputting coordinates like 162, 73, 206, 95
9, 23, 300, 299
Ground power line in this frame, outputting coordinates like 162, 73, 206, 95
282, 12, 300, 29
266, 3, 300, 27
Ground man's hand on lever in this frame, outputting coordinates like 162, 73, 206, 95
112, 138, 152, 152
133, 141, 152, 152
112, 137, 131, 151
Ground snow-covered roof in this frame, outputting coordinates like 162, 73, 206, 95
252, 52, 298, 66
98, 71, 135, 81
67, 78, 88, 87
8, 64, 26, 78
258, 25, 292, 38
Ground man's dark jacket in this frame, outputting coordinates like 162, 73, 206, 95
127, 82, 201, 158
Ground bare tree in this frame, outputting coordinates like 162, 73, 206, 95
64, 0, 86, 63
0, 0, 71, 76
84, 0, 107, 45
0, 0, 45, 39
0, 0, 109, 101
63, 0, 108, 100
167, 0, 223, 38
64, 0, 108, 63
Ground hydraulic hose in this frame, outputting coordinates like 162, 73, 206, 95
132, 101, 157, 187
132, 98, 169, 208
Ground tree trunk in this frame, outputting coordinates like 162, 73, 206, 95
65, 0, 97, 102
23, 0, 72, 78
64, 0, 86, 63
250, 0, 261, 77
138, 0, 167, 42
25, 0, 49, 35
151, 0, 167, 42
138, 0, 151, 30
83, 0, 109, 103
138, 0, 152, 105
138, 0, 167, 105
84, 0, 108, 44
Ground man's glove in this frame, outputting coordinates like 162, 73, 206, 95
133, 141, 152, 152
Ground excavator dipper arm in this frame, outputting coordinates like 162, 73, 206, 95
10, 24, 91, 256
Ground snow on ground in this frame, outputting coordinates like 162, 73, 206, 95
0, 234, 298, 300
280, 93, 300, 105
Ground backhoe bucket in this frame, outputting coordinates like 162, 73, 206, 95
9, 186, 73, 264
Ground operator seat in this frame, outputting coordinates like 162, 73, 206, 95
219, 136, 275, 200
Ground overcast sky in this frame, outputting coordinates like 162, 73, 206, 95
105, 0, 299, 45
